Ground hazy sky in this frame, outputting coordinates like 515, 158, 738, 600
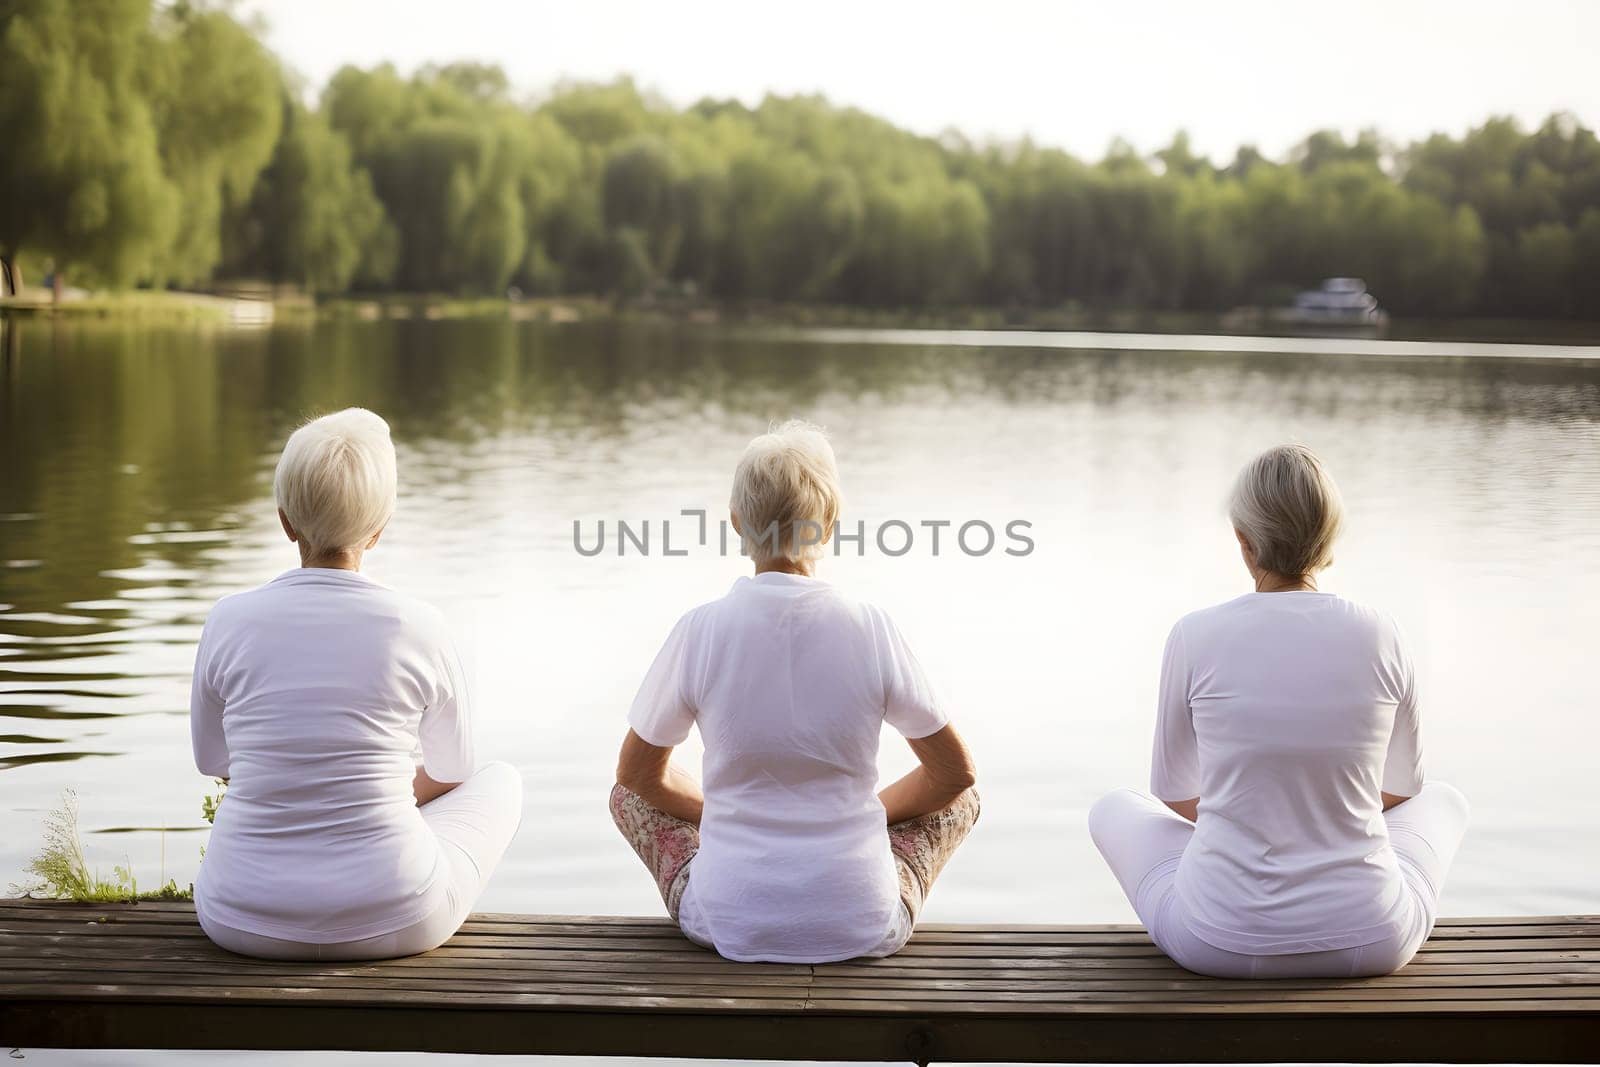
239, 0, 1600, 162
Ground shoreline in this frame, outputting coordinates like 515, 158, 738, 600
4, 289, 1599, 346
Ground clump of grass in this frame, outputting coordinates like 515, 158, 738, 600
13, 789, 191, 902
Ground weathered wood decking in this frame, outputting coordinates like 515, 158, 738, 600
1, 900, 1596, 1062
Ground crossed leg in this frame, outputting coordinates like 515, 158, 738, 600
609, 783, 981, 928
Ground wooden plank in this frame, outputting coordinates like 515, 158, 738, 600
0, 943, 811, 976
806, 979, 1600, 998
11, 960, 1597, 997
799, 985, 1600, 1003
0, 958, 814, 986
6, 980, 1598, 1015
1432, 915, 1598, 926
802, 996, 1600, 1015
813, 962, 1600, 980
1419, 924, 1600, 938
0, 981, 811, 1011
0, 969, 815, 1000
0, 911, 694, 940
10, 944, 1595, 980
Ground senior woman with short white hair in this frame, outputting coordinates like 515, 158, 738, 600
1090, 444, 1469, 979
611, 420, 980, 963
191, 408, 522, 960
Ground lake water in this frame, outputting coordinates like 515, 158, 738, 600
2, 316, 1598, 961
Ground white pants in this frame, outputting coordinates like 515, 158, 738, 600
1089, 782, 1469, 978
200, 761, 523, 961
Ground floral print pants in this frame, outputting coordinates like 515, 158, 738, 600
608, 782, 980, 924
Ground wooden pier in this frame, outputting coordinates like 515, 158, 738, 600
1, 900, 1595, 1062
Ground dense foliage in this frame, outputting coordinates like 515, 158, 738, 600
3, 1, 1598, 317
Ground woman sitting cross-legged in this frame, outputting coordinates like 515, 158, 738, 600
611, 420, 979, 963
1090, 444, 1469, 979
191, 407, 523, 960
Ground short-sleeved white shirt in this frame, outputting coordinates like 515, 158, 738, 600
629, 572, 947, 963
190, 568, 475, 943
1152, 591, 1426, 954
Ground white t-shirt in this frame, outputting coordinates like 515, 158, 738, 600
190, 568, 475, 943
629, 572, 947, 963
1152, 591, 1427, 954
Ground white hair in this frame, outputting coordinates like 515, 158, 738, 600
1228, 444, 1344, 578
730, 419, 842, 565
273, 408, 397, 556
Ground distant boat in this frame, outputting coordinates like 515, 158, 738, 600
1272, 278, 1389, 327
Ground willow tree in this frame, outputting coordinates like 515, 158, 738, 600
0, 0, 178, 291
0, 0, 280, 292
229, 99, 393, 293
142, 3, 282, 285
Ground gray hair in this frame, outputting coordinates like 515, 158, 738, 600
730, 419, 842, 565
273, 408, 398, 555
1228, 444, 1344, 578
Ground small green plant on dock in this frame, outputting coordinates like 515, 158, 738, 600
202, 779, 225, 825
13, 789, 191, 902
199, 778, 225, 860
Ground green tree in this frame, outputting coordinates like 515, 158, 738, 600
1507, 223, 1577, 317
601, 136, 683, 288
142, 3, 281, 284
229, 99, 392, 293
0, 0, 178, 288
1294, 129, 1385, 174
365, 117, 527, 293
1401, 114, 1599, 315
1156, 131, 1213, 179
322, 64, 422, 160
511, 112, 589, 293
1574, 209, 1600, 317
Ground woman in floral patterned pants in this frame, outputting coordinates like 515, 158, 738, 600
610, 782, 980, 934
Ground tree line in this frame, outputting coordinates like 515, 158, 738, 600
4, 0, 1598, 318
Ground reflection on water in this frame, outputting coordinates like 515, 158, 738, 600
2, 317, 1598, 923
0, 749, 121, 770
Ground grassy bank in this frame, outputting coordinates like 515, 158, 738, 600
315, 295, 1239, 333
0, 289, 247, 323
6, 288, 1598, 343
315, 293, 607, 322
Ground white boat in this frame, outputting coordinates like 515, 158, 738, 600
1272, 278, 1389, 327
